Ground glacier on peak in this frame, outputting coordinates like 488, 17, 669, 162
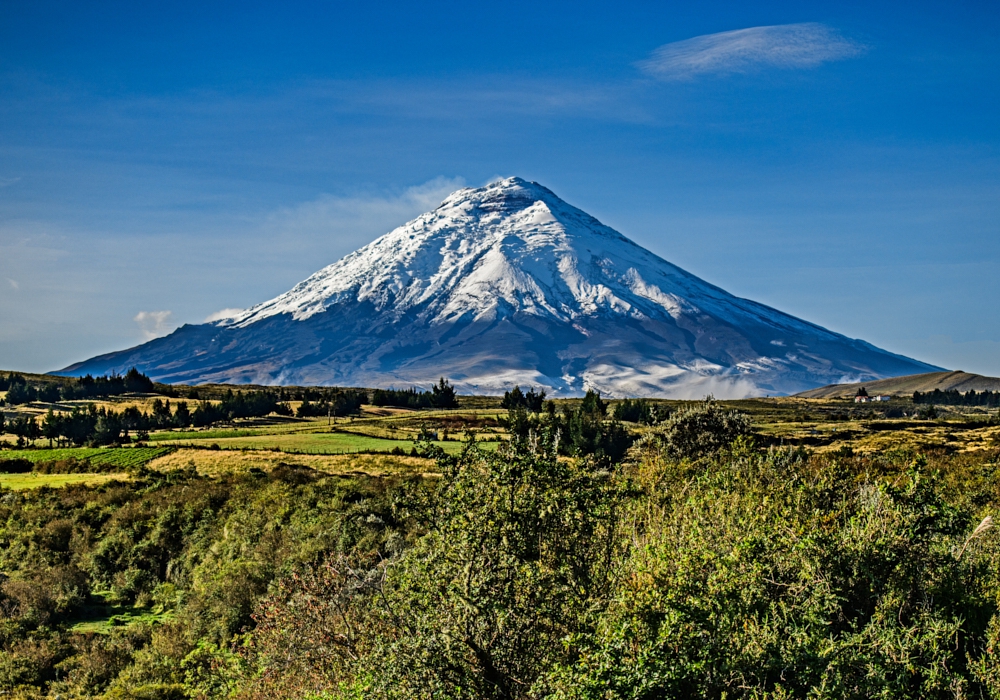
226, 177, 785, 330
60, 177, 942, 397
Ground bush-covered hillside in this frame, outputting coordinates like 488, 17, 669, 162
1, 400, 999, 698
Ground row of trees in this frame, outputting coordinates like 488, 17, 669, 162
371, 378, 458, 409
0, 368, 155, 405
914, 388, 1000, 407
3, 390, 300, 446
611, 397, 664, 424
297, 389, 368, 418
501, 385, 547, 412
504, 390, 631, 461
502, 391, 696, 462
501, 386, 665, 426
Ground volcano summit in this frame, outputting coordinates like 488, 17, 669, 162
62, 178, 940, 397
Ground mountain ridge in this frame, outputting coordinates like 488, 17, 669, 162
795, 371, 1000, 399
60, 177, 942, 397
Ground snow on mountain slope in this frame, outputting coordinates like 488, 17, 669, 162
60, 177, 942, 397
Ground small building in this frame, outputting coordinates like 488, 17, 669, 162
854, 387, 890, 403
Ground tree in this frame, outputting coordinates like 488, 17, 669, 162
91, 412, 124, 446
431, 378, 458, 409
191, 401, 225, 427
5, 379, 37, 405
248, 440, 625, 699
37, 383, 62, 403
9, 415, 41, 445
173, 401, 191, 428
41, 409, 62, 447
501, 386, 546, 412
658, 398, 753, 460
123, 367, 155, 393
613, 398, 658, 424
501, 385, 526, 411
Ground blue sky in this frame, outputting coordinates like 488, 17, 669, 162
1, 0, 998, 376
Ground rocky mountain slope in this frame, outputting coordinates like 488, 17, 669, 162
60, 177, 941, 397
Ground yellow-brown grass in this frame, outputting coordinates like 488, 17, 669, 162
147, 448, 436, 477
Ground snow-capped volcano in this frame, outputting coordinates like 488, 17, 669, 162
61, 177, 940, 397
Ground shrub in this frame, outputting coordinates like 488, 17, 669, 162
658, 398, 753, 459
245, 441, 625, 699
537, 452, 999, 699
0, 458, 32, 474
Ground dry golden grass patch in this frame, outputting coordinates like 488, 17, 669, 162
950, 425, 1000, 452
846, 430, 949, 454
0, 472, 131, 490
147, 448, 435, 477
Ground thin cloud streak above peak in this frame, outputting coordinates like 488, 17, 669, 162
134, 310, 174, 341
638, 23, 865, 81
203, 308, 245, 323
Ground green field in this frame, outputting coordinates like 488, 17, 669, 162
146, 411, 507, 443
0, 472, 130, 489
157, 431, 498, 455
147, 428, 268, 442
0, 446, 173, 469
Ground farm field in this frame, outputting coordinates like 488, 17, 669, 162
154, 430, 497, 455
0, 446, 172, 469
147, 447, 436, 477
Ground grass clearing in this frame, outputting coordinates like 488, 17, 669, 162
0, 472, 130, 490
156, 431, 497, 455
147, 448, 436, 477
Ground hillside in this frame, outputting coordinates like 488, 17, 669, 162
795, 370, 1000, 398
60, 177, 940, 398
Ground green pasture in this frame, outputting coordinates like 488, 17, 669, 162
0, 446, 172, 469
158, 431, 498, 455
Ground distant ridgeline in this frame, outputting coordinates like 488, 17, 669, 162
913, 388, 1000, 407
0, 368, 154, 404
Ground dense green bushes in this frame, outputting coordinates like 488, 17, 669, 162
538, 445, 1000, 699
240, 425, 1000, 699
0, 467, 433, 698
503, 390, 633, 462
3, 402, 1000, 699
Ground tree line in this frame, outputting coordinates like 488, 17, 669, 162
0, 368, 155, 406
3, 389, 297, 447
296, 389, 368, 418
914, 388, 1000, 407
501, 389, 712, 462
370, 378, 458, 409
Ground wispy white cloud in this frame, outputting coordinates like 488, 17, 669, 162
264, 176, 466, 254
134, 310, 174, 340
203, 307, 244, 323
638, 23, 865, 81
0, 177, 21, 188
6, 278, 18, 290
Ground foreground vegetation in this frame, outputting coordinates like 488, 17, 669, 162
1, 379, 1000, 698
